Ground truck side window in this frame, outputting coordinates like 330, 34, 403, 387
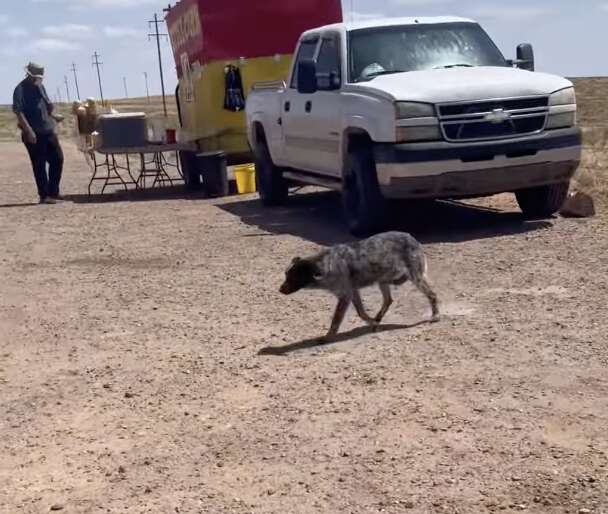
316, 36, 341, 90
290, 38, 319, 89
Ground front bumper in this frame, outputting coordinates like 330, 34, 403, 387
373, 128, 582, 199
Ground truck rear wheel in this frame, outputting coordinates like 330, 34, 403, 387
342, 146, 387, 236
254, 139, 288, 206
515, 182, 570, 219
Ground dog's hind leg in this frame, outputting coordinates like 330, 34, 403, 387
322, 297, 351, 341
412, 276, 440, 322
374, 283, 394, 325
352, 290, 377, 326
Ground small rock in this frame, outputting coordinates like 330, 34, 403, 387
124, 392, 134, 398
144, 486, 152, 494
118, 465, 126, 474
102, 384, 111, 389
560, 191, 595, 218
50, 505, 64, 511
579, 509, 592, 514
402, 500, 415, 509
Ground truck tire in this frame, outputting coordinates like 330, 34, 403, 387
342, 145, 387, 236
515, 182, 570, 219
254, 139, 288, 206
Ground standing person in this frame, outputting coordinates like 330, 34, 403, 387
13, 62, 65, 204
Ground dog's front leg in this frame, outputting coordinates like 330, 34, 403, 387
352, 289, 377, 327
321, 296, 351, 342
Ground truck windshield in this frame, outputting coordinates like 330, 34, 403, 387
349, 22, 507, 82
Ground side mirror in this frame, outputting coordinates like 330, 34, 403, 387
297, 59, 318, 94
516, 43, 535, 71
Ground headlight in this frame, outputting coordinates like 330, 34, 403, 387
546, 111, 576, 129
549, 87, 576, 106
395, 102, 435, 119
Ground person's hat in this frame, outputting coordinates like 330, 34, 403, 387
25, 62, 45, 79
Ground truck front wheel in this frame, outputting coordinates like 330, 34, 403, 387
342, 146, 387, 236
515, 182, 570, 219
254, 139, 288, 206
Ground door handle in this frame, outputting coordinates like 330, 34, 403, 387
284, 101, 290, 112
277, 117, 282, 126
305, 101, 312, 113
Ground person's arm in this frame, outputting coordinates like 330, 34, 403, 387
13, 85, 36, 144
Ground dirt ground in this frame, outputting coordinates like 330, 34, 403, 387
0, 141, 607, 514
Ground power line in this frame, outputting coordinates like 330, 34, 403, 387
148, 12, 168, 117
70, 62, 81, 100
92, 51, 105, 106
144, 71, 150, 104
64, 75, 71, 103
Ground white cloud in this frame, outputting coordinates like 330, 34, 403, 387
27, 38, 82, 52
42, 23, 93, 39
7, 27, 29, 38
468, 5, 549, 21
600, 3, 608, 12
103, 26, 143, 39
0, 15, 8, 24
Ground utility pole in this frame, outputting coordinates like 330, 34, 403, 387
143, 71, 150, 103
148, 12, 168, 117
56, 86, 62, 104
92, 51, 105, 106
64, 75, 71, 103
70, 62, 81, 100
123, 76, 129, 98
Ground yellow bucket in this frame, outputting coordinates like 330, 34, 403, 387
233, 163, 257, 194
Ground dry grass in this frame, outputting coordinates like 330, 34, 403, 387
1, 80, 607, 200
0, 95, 177, 143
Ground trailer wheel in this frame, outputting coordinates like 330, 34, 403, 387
515, 182, 570, 219
254, 138, 288, 206
342, 145, 387, 236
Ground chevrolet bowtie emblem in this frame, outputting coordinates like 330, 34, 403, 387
484, 108, 511, 124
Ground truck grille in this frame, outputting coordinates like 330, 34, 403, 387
437, 96, 549, 142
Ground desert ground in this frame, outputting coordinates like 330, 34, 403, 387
0, 82, 607, 514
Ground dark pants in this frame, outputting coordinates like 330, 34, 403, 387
23, 132, 64, 200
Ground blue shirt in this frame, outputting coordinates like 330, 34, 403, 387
13, 79, 56, 135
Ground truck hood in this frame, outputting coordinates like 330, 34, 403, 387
353, 67, 573, 103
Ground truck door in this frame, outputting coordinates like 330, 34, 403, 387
281, 36, 320, 171
304, 34, 343, 176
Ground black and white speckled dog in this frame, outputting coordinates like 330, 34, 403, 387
280, 231, 440, 341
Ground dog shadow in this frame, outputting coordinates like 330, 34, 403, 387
258, 320, 429, 356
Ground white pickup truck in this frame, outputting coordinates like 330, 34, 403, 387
246, 17, 582, 235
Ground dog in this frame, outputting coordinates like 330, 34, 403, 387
279, 231, 439, 341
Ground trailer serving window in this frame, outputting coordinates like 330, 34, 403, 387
349, 22, 507, 83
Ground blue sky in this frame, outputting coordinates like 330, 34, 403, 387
1, 0, 607, 104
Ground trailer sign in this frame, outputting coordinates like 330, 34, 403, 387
168, 4, 203, 60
